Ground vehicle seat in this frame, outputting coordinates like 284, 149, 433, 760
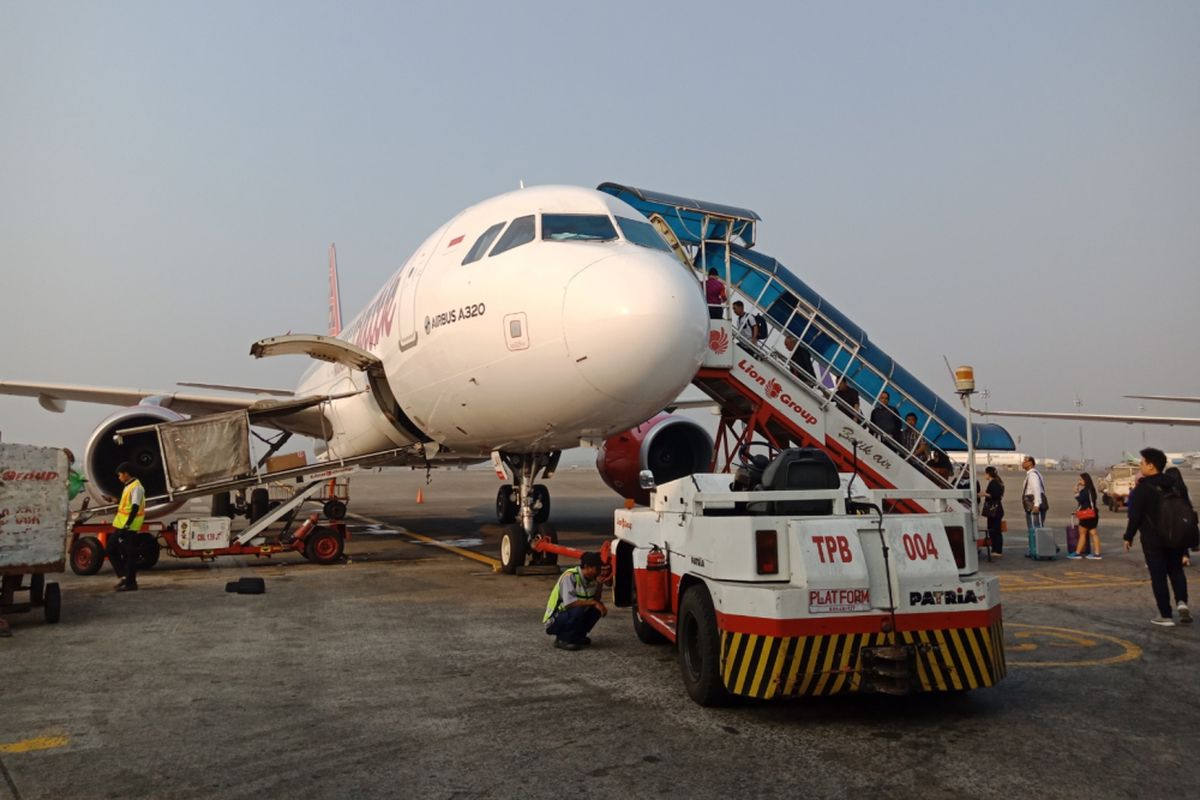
749, 447, 839, 516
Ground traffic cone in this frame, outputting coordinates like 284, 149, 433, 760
416, 488, 424, 504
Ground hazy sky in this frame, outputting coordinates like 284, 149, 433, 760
2, 1, 1198, 469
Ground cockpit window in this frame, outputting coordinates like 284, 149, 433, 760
462, 222, 506, 265
489, 215, 536, 257
616, 216, 672, 252
542, 214, 618, 242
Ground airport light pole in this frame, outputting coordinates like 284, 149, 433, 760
954, 366, 979, 521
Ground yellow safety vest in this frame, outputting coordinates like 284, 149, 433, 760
113, 478, 146, 531
542, 567, 598, 623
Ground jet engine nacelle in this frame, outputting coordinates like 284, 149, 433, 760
85, 405, 186, 518
596, 413, 714, 506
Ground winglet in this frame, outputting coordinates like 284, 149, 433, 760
328, 243, 343, 337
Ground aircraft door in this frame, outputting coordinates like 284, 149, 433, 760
396, 246, 431, 352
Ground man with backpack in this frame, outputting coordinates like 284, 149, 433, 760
1123, 447, 1196, 627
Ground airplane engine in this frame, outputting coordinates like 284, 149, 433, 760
85, 406, 186, 518
596, 413, 713, 506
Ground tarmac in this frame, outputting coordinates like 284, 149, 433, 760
1, 467, 1198, 800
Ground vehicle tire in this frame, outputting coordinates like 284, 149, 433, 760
323, 499, 347, 520
532, 484, 551, 524
496, 486, 517, 524
135, 532, 160, 569
305, 527, 344, 565
43, 582, 62, 624
211, 491, 233, 518
632, 596, 667, 645
249, 488, 270, 522
29, 573, 46, 605
678, 585, 730, 706
534, 522, 558, 566
71, 536, 107, 576
499, 524, 527, 575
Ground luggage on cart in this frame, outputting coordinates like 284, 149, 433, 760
1029, 526, 1057, 560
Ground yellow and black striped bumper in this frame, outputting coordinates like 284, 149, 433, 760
720, 618, 1006, 699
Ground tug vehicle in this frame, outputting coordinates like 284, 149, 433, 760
603, 447, 1005, 705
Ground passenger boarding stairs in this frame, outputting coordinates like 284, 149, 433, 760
598, 183, 1017, 514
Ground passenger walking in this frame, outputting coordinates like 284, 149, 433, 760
1165, 468, 1195, 568
782, 335, 814, 380
1021, 456, 1048, 557
869, 390, 903, 444
704, 268, 727, 320
1068, 473, 1101, 560
543, 551, 607, 650
107, 462, 146, 592
834, 377, 861, 418
980, 466, 1005, 556
901, 413, 929, 462
1123, 448, 1190, 626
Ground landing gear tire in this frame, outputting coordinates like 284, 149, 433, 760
496, 486, 517, 524
249, 488, 270, 522
532, 484, 550, 524
305, 527, 344, 565
135, 533, 160, 570
678, 585, 730, 706
531, 522, 558, 566
211, 491, 233, 518
499, 524, 527, 574
43, 582, 61, 624
632, 596, 667, 645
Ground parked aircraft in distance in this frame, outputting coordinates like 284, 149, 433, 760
0, 185, 716, 570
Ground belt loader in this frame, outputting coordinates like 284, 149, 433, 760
604, 447, 1005, 705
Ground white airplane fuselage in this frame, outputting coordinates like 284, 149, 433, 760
295, 185, 709, 460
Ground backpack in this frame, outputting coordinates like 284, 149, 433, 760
1152, 483, 1200, 549
753, 314, 768, 341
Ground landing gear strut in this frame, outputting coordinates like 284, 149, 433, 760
496, 451, 560, 574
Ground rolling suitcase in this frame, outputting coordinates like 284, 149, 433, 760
1029, 526, 1057, 560
1065, 524, 1091, 556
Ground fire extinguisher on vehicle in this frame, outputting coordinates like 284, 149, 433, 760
637, 545, 669, 612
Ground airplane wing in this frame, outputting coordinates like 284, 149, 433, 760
0, 380, 357, 439
1124, 394, 1200, 404
981, 409, 1200, 427
0, 381, 261, 415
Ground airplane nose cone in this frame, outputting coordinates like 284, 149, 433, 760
563, 254, 708, 408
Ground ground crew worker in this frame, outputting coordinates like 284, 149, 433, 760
64, 448, 86, 501
543, 551, 607, 651
108, 462, 145, 592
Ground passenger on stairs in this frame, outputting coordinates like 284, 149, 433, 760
834, 377, 861, 419
901, 413, 930, 463
782, 335, 814, 381
704, 268, 727, 320
869, 390, 903, 444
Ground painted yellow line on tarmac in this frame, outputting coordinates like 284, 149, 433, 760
1005, 623, 1142, 668
999, 574, 1147, 593
349, 513, 501, 572
0, 735, 69, 754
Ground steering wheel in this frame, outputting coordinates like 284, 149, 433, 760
737, 441, 781, 472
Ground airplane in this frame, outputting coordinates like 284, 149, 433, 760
0, 184, 718, 571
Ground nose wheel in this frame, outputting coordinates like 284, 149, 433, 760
495, 451, 561, 574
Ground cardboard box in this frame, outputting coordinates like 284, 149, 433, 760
266, 452, 308, 473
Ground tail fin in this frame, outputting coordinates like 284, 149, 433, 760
328, 243, 343, 336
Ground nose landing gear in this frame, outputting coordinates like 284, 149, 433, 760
495, 451, 560, 574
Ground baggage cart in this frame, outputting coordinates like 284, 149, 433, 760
0, 443, 70, 626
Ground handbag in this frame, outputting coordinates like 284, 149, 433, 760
1077, 507, 1097, 521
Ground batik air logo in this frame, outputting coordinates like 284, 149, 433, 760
708, 328, 729, 355
738, 359, 818, 426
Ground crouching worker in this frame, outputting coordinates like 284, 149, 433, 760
543, 551, 607, 651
